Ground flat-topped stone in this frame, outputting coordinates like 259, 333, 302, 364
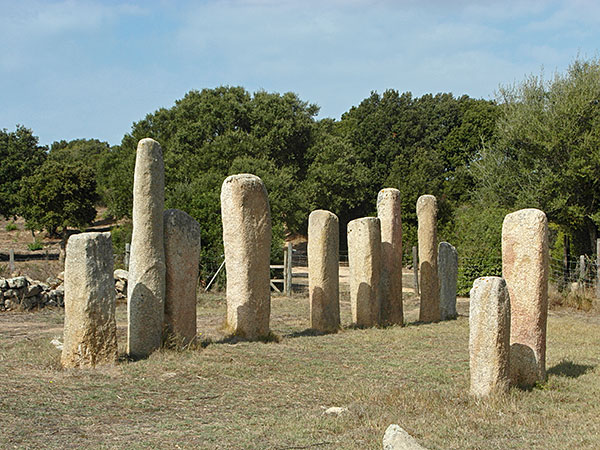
62, 232, 117, 368
377, 188, 403, 326
348, 217, 381, 327
308, 210, 340, 332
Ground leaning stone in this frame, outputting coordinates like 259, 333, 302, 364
377, 188, 403, 326
61, 232, 118, 368
502, 208, 549, 387
469, 277, 511, 398
221, 174, 272, 339
383, 424, 426, 450
163, 208, 201, 345
416, 195, 440, 322
127, 138, 166, 358
348, 217, 381, 327
308, 210, 340, 333
438, 242, 458, 320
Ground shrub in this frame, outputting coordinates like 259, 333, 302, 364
27, 240, 43, 251
5, 222, 17, 231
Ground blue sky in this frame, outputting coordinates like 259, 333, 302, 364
1, 0, 599, 147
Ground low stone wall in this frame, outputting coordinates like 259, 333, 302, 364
0, 270, 128, 311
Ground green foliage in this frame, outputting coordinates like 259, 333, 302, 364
5, 222, 17, 231
451, 204, 507, 295
336, 89, 498, 249
0, 126, 47, 218
27, 240, 43, 251
97, 145, 135, 219
110, 221, 133, 257
19, 159, 97, 235
475, 56, 600, 253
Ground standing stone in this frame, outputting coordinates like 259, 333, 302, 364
416, 195, 440, 322
163, 209, 201, 345
348, 217, 381, 327
438, 242, 458, 320
469, 277, 511, 398
308, 210, 340, 332
502, 208, 549, 387
62, 232, 117, 368
377, 188, 403, 326
127, 138, 166, 358
221, 174, 271, 339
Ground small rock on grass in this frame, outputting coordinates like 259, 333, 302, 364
323, 406, 348, 416
383, 424, 426, 450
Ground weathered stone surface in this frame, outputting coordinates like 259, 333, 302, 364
416, 195, 440, 322
163, 208, 201, 345
308, 210, 340, 332
7, 277, 26, 289
383, 424, 426, 450
62, 232, 118, 368
502, 208, 549, 387
348, 217, 381, 327
127, 138, 166, 358
377, 188, 403, 326
469, 277, 511, 398
114, 269, 128, 281
221, 174, 271, 339
438, 242, 458, 320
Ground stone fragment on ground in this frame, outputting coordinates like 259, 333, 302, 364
383, 424, 426, 450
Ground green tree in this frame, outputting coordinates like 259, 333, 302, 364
0, 126, 47, 218
19, 159, 97, 257
475, 57, 600, 254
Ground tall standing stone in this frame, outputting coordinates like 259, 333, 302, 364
163, 209, 201, 345
469, 277, 511, 398
416, 195, 440, 322
502, 208, 549, 387
438, 242, 458, 320
377, 188, 403, 326
62, 232, 118, 368
348, 217, 381, 327
308, 210, 340, 332
127, 138, 166, 358
221, 174, 271, 339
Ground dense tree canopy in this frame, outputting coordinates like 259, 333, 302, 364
0, 126, 47, 218
474, 57, 600, 254
19, 159, 97, 239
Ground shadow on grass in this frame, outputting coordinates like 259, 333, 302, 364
208, 331, 281, 346
548, 360, 595, 378
285, 328, 334, 338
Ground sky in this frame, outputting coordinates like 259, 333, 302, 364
1, 0, 599, 147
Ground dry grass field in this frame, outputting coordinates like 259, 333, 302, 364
1, 290, 599, 449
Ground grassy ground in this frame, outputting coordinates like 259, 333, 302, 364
0, 292, 599, 449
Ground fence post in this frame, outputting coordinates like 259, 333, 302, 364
412, 245, 419, 296
596, 239, 600, 298
579, 254, 586, 290
124, 243, 131, 270
9, 249, 15, 274
285, 242, 293, 296
562, 235, 570, 291
283, 246, 288, 295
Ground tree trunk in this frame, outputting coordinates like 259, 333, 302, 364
59, 227, 67, 266
587, 219, 597, 255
